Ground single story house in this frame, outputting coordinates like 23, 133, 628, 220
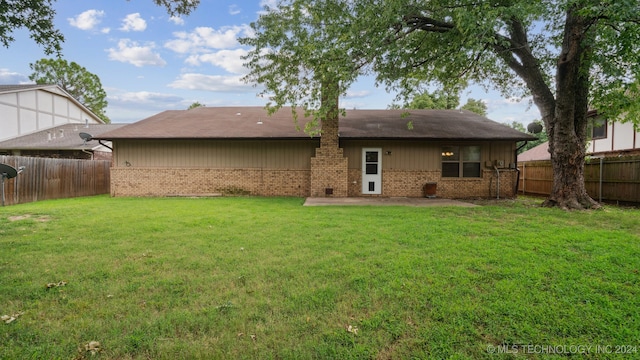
0, 84, 104, 141
96, 106, 535, 199
0, 123, 125, 160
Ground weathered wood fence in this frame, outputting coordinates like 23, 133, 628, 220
518, 156, 640, 204
0, 156, 111, 206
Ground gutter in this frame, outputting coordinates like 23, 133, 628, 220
98, 140, 113, 151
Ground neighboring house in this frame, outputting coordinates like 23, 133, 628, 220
519, 110, 640, 162
518, 142, 550, 162
96, 106, 534, 199
588, 111, 640, 156
517, 111, 640, 203
0, 84, 104, 141
0, 123, 125, 160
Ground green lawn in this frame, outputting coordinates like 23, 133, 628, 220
1, 196, 639, 359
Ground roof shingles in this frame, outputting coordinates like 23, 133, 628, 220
0, 124, 126, 151
96, 107, 535, 141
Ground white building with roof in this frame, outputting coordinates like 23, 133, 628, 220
0, 84, 104, 141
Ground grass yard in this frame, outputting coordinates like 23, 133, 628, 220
1, 196, 639, 359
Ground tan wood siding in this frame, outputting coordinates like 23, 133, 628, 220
113, 139, 318, 169
342, 140, 515, 171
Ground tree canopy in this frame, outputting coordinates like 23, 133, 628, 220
188, 101, 205, 110
0, 0, 200, 55
398, 90, 487, 116
242, 0, 640, 209
30, 58, 110, 123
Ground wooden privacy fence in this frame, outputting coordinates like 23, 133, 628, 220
0, 156, 111, 206
518, 156, 640, 204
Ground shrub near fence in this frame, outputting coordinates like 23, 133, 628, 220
518, 155, 640, 204
0, 156, 111, 206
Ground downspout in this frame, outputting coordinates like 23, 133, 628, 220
82, 149, 94, 160
515, 141, 528, 196
494, 166, 501, 199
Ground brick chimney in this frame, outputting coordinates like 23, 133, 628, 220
310, 79, 348, 197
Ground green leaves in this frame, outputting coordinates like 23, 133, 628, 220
0, 0, 64, 55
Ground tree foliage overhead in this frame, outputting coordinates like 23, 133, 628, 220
30, 58, 110, 123
0, 0, 200, 55
399, 89, 488, 116
242, 0, 640, 209
0, 0, 64, 55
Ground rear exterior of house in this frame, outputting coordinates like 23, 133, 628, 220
98, 107, 533, 199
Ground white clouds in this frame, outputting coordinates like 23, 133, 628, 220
259, 0, 278, 11
106, 90, 187, 123
168, 73, 252, 93
0, 68, 29, 84
109, 90, 183, 105
164, 25, 252, 54
120, 13, 147, 32
68, 10, 105, 31
345, 90, 371, 99
229, 5, 241, 15
185, 49, 248, 74
169, 16, 185, 26
107, 39, 166, 67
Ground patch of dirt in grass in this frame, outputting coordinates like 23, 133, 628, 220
7, 214, 51, 222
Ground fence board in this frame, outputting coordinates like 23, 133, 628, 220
518, 156, 640, 204
0, 156, 110, 206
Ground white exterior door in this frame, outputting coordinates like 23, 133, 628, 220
362, 148, 382, 194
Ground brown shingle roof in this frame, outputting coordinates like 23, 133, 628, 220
96, 106, 535, 141
0, 124, 126, 151
518, 142, 550, 162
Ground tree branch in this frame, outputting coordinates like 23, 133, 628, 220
403, 15, 454, 33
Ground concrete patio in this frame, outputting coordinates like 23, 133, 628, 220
303, 197, 478, 207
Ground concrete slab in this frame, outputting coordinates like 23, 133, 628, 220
303, 197, 478, 207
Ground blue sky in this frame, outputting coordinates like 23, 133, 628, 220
0, 0, 540, 125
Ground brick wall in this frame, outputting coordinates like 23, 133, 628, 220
309, 113, 349, 197
111, 163, 517, 199
348, 169, 518, 198
111, 168, 310, 197
310, 147, 348, 197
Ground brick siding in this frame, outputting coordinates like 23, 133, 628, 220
111, 162, 518, 199
111, 168, 310, 197
309, 114, 349, 197
348, 169, 518, 198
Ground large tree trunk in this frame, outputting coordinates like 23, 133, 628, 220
543, 7, 600, 209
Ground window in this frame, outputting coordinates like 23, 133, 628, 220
590, 116, 607, 140
442, 146, 481, 178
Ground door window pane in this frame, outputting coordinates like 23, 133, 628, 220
366, 164, 378, 175
366, 152, 378, 162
